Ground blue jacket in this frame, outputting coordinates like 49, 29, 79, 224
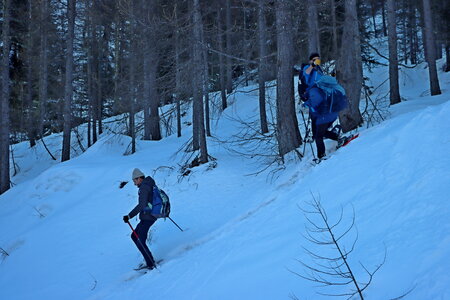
128, 176, 157, 221
302, 65, 323, 88
304, 86, 338, 125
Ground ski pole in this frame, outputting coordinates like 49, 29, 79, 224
300, 110, 309, 155
300, 110, 316, 159
127, 220, 140, 240
168, 216, 184, 232
307, 113, 316, 160
126, 220, 157, 268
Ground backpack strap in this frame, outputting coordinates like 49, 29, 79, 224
307, 68, 315, 87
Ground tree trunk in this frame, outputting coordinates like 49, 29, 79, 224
371, 0, 378, 37
97, 52, 103, 136
85, 24, 92, 147
337, 0, 363, 132
129, 1, 136, 154
148, 54, 161, 141
307, 0, 321, 54
92, 24, 99, 144
435, 42, 442, 60
331, 0, 339, 56
201, 29, 211, 137
217, 6, 227, 110
26, 0, 36, 147
257, 0, 269, 134
86, 5, 97, 145
402, 11, 408, 64
113, 5, 121, 115
61, 0, 76, 162
38, 0, 49, 139
97, 28, 107, 136
381, 0, 388, 36
445, 45, 450, 72
387, 0, 401, 105
87, 113, 91, 147
193, 0, 208, 163
242, 7, 249, 87
225, 0, 233, 94
0, 0, 12, 194
175, 4, 182, 137
408, 2, 418, 65
143, 0, 161, 141
275, 0, 302, 158
421, 0, 441, 95
192, 38, 200, 151
96, 29, 103, 137
204, 71, 211, 137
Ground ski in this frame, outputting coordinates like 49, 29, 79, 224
312, 156, 328, 164
310, 133, 360, 164
133, 259, 164, 272
124, 259, 165, 281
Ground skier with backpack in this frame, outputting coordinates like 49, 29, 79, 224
299, 53, 348, 160
123, 168, 160, 270
298, 52, 323, 102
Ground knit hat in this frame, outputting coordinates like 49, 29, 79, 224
309, 52, 320, 61
132, 168, 145, 180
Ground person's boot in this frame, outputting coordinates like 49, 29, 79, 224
331, 124, 342, 138
135, 260, 156, 271
337, 136, 350, 148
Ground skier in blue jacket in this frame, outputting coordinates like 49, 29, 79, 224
302, 52, 323, 87
123, 168, 157, 270
302, 53, 340, 159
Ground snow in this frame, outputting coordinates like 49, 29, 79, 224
1, 59, 449, 300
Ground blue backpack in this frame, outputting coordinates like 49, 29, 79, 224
315, 75, 348, 113
146, 186, 171, 219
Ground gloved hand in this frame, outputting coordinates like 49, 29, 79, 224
123, 215, 129, 223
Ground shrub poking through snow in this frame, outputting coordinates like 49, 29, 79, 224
291, 194, 385, 299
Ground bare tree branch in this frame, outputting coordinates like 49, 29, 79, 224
292, 194, 386, 299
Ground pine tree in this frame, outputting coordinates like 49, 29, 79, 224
337, 0, 363, 132
216, 3, 228, 110
387, 0, 401, 104
61, 0, 76, 162
275, 0, 302, 158
0, 0, 12, 194
38, 0, 49, 139
142, 0, 161, 141
192, 0, 208, 163
307, 0, 320, 54
257, 0, 269, 134
421, 0, 441, 95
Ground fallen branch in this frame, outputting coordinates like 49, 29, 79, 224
32, 206, 46, 218
40, 137, 57, 161
88, 273, 97, 291
0, 247, 9, 257
367, 43, 419, 69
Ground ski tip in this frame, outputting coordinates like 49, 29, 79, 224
342, 133, 359, 147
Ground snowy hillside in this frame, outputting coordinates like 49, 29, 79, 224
1, 61, 449, 300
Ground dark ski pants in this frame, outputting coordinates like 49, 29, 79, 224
131, 219, 156, 268
313, 121, 339, 159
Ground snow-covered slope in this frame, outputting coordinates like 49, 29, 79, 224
0, 61, 449, 300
